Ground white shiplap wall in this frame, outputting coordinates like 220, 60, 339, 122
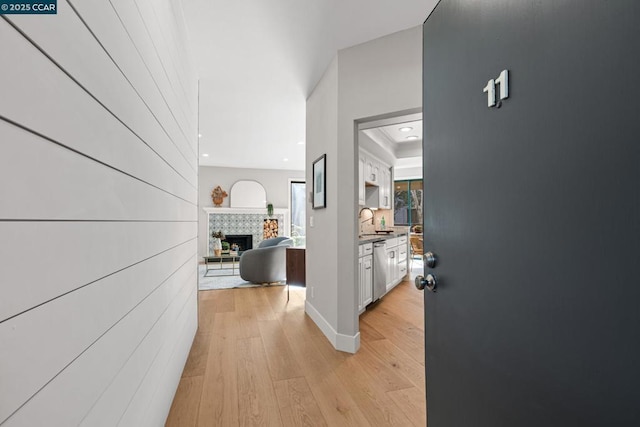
0, 0, 198, 425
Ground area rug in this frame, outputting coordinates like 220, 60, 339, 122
198, 266, 285, 290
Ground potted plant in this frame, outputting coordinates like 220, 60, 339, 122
211, 230, 225, 256
221, 241, 230, 254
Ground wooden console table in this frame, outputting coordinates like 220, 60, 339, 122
286, 247, 305, 300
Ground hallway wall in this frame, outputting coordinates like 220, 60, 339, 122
0, 1, 198, 425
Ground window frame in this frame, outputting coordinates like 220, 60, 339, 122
288, 179, 306, 247
393, 178, 423, 228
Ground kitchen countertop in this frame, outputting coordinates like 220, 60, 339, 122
358, 232, 407, 244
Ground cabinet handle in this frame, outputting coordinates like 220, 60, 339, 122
365, 267, 372, 270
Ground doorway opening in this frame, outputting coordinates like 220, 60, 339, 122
355, 109, 425, 357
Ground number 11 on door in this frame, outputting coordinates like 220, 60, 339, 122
483, 69, 509, 107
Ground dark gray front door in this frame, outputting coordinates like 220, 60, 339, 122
422, 1, 640, 425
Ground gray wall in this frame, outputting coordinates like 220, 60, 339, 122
306, 57, 340, 336
199, 166, 305, 257
0, 1, 198, 425
306, 26, 422, 351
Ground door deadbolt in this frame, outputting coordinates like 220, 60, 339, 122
424, 252, 437, 268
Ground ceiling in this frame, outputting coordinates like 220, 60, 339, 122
362, 118, 423, 169
378, 120, 423, 144
359, 111, 423, 167
183, 0, 439, 170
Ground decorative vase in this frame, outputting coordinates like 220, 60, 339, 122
211, 186, 228, 207
212, 237, 222, 256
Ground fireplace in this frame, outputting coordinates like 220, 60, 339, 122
204, 207, 288, 256
225, 234, 253, 253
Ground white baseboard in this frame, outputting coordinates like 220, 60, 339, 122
304, 301, 360, 354
336, 331, 360, 354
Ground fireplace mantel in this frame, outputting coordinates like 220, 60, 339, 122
203, 207, 288, 216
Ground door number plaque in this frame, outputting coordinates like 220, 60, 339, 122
483, 69, 509, 107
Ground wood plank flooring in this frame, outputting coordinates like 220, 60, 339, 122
166, 280, 426, 426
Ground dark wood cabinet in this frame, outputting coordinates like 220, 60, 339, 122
286, 247, 305, 287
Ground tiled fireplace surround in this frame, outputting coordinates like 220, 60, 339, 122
203, 207, 288, 256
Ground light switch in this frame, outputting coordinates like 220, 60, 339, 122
310, 216, 314, 227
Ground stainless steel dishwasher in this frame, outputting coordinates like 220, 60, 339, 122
373, 240, 388, 301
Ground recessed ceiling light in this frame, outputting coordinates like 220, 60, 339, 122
202, 153, 209, 157
198, 134, 202, 138
406, 135, 419, 140
399, 127, 413, 132
298, 141, 305, 145
283, 158, 289, 162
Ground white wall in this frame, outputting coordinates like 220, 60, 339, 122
305, 57, 340, 345
0, 1, 198, 425
395, 166, 423, 180
198, 166, 305, 257
306, 26, 422, 352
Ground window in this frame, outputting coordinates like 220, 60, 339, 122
394, 179, 423, 228
290, 181, 306, 247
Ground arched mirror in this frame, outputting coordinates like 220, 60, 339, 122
229, 180, 267, 208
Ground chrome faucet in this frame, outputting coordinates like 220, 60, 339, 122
359, 207, 375, 225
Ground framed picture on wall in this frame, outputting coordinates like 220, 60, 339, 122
312, 154, 326, 209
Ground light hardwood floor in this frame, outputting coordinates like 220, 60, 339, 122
166, 280, 426, 426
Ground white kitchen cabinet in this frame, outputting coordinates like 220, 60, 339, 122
365, 158, 379, 185
385, 235, 409, 292
378, 167, 386, 208
359, 150, 393, 209
398, 245, 407, 264
385, 167, 392, 209
398, 235, 408, 279
358, 243, 373, 314
358, 256, 363, 312
360, 255, 373, 313
362, 255, 373, 305
358, 156, 365, 205
386, 247, 398, 291
397, 243, 407, 283
379, 166, 392, 209
398, 262, 408, 281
